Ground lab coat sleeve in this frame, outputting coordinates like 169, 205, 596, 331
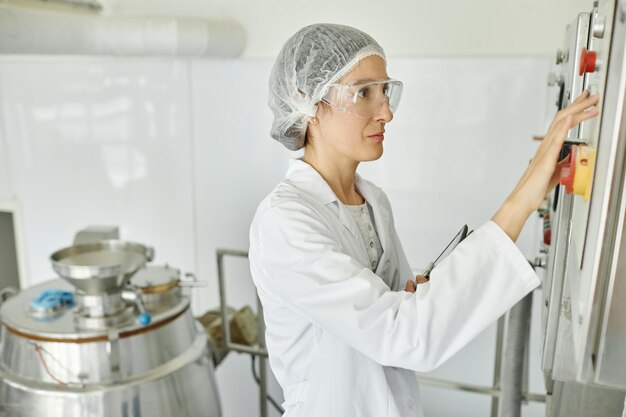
250, 199, 540, 372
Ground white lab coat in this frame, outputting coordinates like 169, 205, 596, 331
249, 158, 540, 417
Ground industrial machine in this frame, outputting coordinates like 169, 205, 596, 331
540, 0, 626, 414
0, 227, 221, 417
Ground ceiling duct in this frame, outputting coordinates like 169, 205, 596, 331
0, 5, 246, 57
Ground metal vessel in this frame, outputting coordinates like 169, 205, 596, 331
0, 230, 221, 417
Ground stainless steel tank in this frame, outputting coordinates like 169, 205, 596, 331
0, 239, 221, 417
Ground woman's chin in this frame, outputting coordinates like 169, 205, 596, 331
361, 146, 384, 162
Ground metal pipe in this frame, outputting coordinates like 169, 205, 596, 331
491, 315, 506, 417
258, 295, 268, 417
216, 251, 231, 359
216, 249, 249, 258
0, 5, 246, 57
499, 293, 534, 417
415, 376, 546, 403
227, 343, 268, 357
30, 0, 103, 11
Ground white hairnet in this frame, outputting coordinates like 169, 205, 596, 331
268, 23, 386, 151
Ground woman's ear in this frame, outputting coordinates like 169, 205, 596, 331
306, 102, 329, 143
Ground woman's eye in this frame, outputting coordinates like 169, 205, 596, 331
357, 87, 369, 98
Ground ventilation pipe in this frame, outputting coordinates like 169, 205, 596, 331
0, 5, 246, 57
498, 292, 533, 417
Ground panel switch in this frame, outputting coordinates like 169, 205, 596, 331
579, 48, 598, 75
559, 144, 596, 202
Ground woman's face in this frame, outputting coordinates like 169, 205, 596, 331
307, 55, 393, 163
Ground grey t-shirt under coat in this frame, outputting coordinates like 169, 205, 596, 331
344, 202, 383, 271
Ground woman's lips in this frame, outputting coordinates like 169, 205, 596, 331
368, 133, 384, 141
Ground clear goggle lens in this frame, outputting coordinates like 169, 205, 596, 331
321, 79, 403, 119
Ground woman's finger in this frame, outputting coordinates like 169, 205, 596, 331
571, 89, 591, 103
555, 94, 600, 121
542, 107, 599, 158
550, 96, 598, 131
570, 106, 601, 126
415, 275, 430, 284
405, 279, 416, 293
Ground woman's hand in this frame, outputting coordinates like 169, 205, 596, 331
405, 276, 429, 292
491, 91, 600, 242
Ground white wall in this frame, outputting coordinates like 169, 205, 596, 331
0, 77, 13, 201
0, 59, 197, 284
105, 0, 591, 58
0, 54, 555, 416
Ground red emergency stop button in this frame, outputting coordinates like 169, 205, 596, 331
560, 144, 597, 202
579, 48, 597, 76
560, 147, 576, 193
543, 213, 551, 246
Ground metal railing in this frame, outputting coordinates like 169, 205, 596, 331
216, 248, 271, 417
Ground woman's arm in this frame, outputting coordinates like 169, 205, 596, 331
492, 91, 600, 242
250, 200, 538, 371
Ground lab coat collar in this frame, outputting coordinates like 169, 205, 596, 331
284, 158, 386, 207
284, 158, 390, 252
285, 158, 338, 206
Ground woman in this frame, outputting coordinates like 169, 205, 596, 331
249, 23, 599, 417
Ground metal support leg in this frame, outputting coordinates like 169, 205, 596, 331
258, 295, 268, 417
491, 315, 506, 417
499, 292, 533, 417
216, 249, 272, 417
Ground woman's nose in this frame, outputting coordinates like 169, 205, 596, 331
374, 99, 394, 123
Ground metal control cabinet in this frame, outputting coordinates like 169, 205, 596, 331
541, 1, 626, 413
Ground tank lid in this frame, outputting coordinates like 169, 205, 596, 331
0, 279, 188, 342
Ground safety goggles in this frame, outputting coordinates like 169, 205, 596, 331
321, 79, 403, 119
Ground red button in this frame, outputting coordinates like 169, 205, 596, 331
544, 228, 551, 246
543, 213, 551, 246
560, 146, 577, 193
579, 48, 597, 76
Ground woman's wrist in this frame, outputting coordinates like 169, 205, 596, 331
491, 196, 534, 242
